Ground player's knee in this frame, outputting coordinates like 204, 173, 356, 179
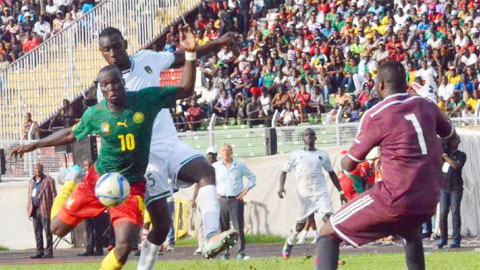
149, 218, 171, 244
296, 221, 306, 232
114, 241, 131, 263
50, 218, 67, 237
319, 219, 335, 237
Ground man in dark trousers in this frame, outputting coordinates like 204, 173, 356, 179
213, 144, 256, 260
438, 136, 466, 249
27, 163, 57, 259
78, 160, 105, 256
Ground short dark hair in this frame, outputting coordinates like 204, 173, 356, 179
377, 61, 407, 93
99, 27, 123, 39
97, 65, 122, 80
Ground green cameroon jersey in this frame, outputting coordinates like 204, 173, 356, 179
72, 86, 177, 183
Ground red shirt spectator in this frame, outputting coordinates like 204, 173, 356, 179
22, 32, 40, 52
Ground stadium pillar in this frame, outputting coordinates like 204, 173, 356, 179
265, 128, 277, 156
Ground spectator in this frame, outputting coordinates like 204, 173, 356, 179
447, 92, 466, 117
214, 89, 234, 124
293, 84, 310, 122
33, 15, 51, 41
198, 80, 219, 117
438, 136, 466, 249
52, 11, 64, 34
271, 87, 290, 112
259, 89, 271, 115
27, 163, 56, 259
22, 30, 40, 53
23, 112, 39, 139
279, 101, 298, 126
308, 85, 325, 122
246, 95, 263, 128
63, 11, 74, 29
213, 143, 256, 260
45, 0, 59, 22
234, 92, 247, 125
186, 98, 203, 131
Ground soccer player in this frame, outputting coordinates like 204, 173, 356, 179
10, 30, 198, 270
96, 27, 240, 269
278, 128, 346, 259
315, 61, 457, 270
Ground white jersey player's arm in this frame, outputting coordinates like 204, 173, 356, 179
170, 32, 240, 68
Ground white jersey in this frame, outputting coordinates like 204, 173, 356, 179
283, 149, 333, 197
97, 50, 177, 145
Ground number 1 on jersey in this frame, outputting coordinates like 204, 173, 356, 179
118, 133, 136, 152
404, 113, 427, 155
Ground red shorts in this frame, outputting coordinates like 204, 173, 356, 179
329, 184, 430, 247
57, 166, 146, 228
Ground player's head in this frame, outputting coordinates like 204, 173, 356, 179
99, 27, 129, 68
375, 61, 407, 99
97, 65, 126, 107
302, 128, 317, 147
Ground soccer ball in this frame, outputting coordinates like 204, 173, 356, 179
95, 172, 130, 207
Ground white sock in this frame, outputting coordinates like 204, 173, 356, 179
313, 230, 319, 239
298, 230, 307, 240
137, 239, 160, 270
287, 229, 299, 245
198, 185, 220, 239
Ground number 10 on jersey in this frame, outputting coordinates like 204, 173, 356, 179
118, 133, 136, 152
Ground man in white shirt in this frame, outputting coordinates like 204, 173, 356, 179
213, 143, 256, 260
33, 15, 51, 41
438, 76, 455, 102
279, 129, 346, 259
97, 27, 240, 270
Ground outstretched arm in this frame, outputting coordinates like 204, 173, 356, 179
172, 32, 241, 68
278, 171, 287, 198
10, 127, 75, 158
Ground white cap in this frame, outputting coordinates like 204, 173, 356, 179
21, 6, 28, 11
24, 12, 32, 17
206, 146, 217, 155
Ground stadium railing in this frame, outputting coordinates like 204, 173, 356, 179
0, 0, 202, 141
1, 116, 475, 182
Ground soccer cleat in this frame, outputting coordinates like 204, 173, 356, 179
158, 245, 164, 255
166, 245, 175, 252
202, 229, 238, 259
437, 238, 447, 249
282, 239, 293, 259
237, 254, 251, 260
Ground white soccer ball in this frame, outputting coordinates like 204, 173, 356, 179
95, 172, 130, 207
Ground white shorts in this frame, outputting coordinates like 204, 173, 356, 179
144, 140, 204, 206
296, 192, 333, 222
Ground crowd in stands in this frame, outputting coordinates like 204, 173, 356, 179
0, 0, 96, 68
162, 0, 480, 132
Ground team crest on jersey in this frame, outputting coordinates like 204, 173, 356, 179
144, 66, 153, 74
318, 156, 323, 161
133, 112, 145, 124
101, 123, 110, 135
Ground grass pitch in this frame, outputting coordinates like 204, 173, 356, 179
1, 250, 479, 270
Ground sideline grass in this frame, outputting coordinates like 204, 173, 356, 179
176, 234, 285, 247
2, 251, 480, 270
0, 246, 8, 251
